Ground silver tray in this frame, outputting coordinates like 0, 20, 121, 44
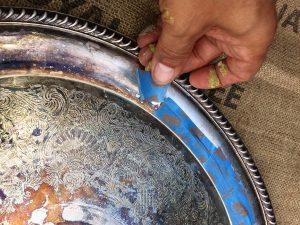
0, 7, 275, 225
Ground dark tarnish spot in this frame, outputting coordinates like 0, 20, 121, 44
120, 207, 135, 224
32, 128, 42, 136
16, 172, 26, 182
124, 188, 138, 204
162, 114, 181, 127
223, 188, 234, 199
189, 127, 204, 139
214, 148, 226, 160
0, 189, 6, 201
234, 202, 249, 218
43, 133, 49, 142
199, 156, 207, 163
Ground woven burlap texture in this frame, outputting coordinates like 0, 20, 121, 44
0, 0, 159, 38
213, 1, 300, 224
0, 0, 299, 224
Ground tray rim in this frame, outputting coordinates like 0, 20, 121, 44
0, 7, 276, 225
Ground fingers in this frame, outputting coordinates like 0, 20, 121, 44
138, 35, 222, 75
138, 29, 264, 90
137, 26, 160, 48
138, 45, 154, 67
137, 0, 272, 89
189, 56, 264, 89
151, 1, 210, 85
182, 36, 221, 73
137, 25, 160, 68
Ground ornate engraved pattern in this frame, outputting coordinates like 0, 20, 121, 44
0, 7, 276, 224
0, 7, 138, 55
0, 82, 223, 224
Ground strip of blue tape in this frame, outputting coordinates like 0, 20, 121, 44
136, 69, 258, 225
136, 69, 170, 103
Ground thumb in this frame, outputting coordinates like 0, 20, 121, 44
151, 22, 198, 85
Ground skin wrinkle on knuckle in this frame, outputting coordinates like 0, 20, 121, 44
157, 44, 190, 65
231, 67, 254, 81
237, 53, 259, 64
159, 27, 196, 62
192, 47, 206, 65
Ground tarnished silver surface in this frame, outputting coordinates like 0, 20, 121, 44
0, 77, 225, 224
0, 7, 276, 225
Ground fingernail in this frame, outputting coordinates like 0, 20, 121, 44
139, 48, 153, 64
208, 68, 220, 89
145, 60, 152, 71
148, 43, 156, 53
153, 63, 175, 85
217, 61, 228, 77
138, 25, 156, 37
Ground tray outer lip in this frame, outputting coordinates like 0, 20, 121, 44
0, 7, 276, 225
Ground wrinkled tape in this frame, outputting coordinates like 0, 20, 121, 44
136, 69, 258, 225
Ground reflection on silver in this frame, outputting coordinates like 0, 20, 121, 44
0, 79, 223, 224
0, 7, 276, 224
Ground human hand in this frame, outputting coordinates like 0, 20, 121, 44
138, 0, 277, 89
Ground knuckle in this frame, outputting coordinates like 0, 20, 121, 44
236, 71, 256, 82
158, 28, 195, 64
192, 48, 206, 65
158, 52, 183, 67
158, 43, 190, 65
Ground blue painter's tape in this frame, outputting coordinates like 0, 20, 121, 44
136, 69, 258, 225
136, 69, 170, 103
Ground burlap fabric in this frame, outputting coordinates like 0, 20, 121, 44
0, 0, 299, 224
